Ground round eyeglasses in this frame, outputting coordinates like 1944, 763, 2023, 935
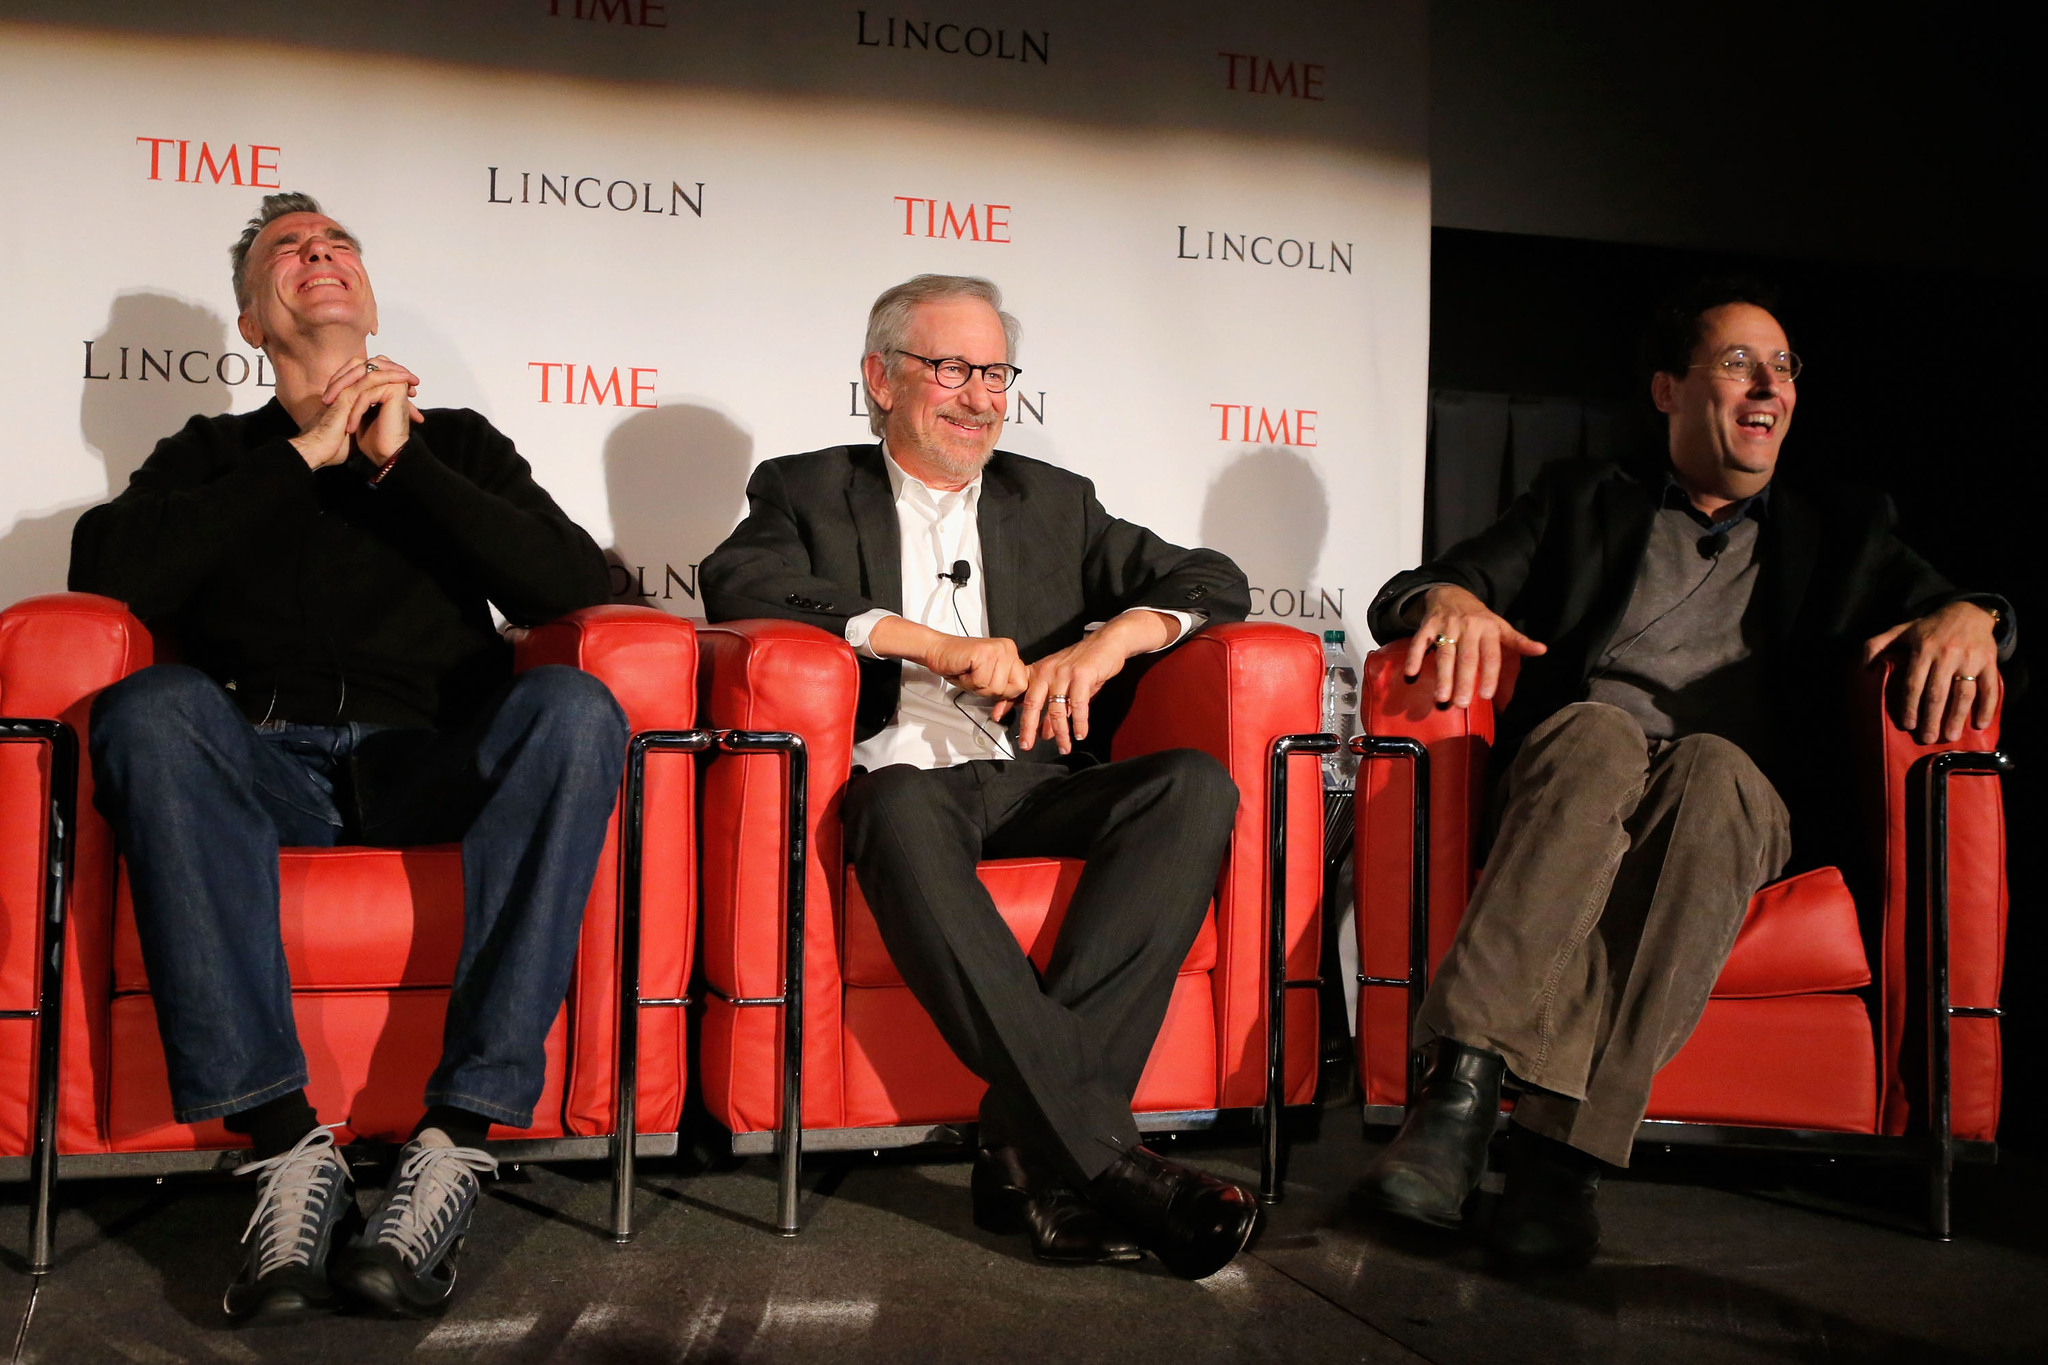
895, 350, 1022, 393
1692, 345, 1801, 385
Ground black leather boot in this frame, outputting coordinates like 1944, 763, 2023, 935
1487, 1124, 1603, 1270
972, 1146, 1141, 1264
1084, 1144, 1259, 1280
1351, 1038, 1505, 1228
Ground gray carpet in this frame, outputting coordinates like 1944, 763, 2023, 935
4, 1112, 2042, 1363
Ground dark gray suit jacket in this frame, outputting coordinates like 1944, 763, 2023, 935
701, 444, 1251, 744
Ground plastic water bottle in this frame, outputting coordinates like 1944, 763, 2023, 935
1321, 630, 1359, 791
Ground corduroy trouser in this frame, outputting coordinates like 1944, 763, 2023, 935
1419, 702, 1792, 1166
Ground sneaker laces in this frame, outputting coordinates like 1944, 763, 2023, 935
374, 1141, 499, 1268
235, 1124, 348, 1280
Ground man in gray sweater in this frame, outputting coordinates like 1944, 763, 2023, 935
1353, 280, 2013, 1268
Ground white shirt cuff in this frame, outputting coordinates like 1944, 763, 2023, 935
846, 608, 898, 660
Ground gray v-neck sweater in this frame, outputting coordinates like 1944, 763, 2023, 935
1585, 508, 1766, 755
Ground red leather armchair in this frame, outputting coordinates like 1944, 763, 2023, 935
695, 619, 1327, 1230
1352, 646, 2009, 1235
0, 592, 702, 1271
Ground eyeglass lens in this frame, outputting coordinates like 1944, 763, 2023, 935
912, 354, 1018, 392
1718, 346, 1801, 382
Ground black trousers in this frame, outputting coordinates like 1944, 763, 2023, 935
841, 749, 1238, 1184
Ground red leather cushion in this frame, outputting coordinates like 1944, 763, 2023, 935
1647, 994, 1878, 1133
1713, 866, 1871, 998
106, 991, 570, 1150
839, 973, 1220, 1127
841, 856, 1218, 989
113, 847, 466, 994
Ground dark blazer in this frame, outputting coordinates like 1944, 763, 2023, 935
701, 444, 1251, 743
1366, 455, 2015, 814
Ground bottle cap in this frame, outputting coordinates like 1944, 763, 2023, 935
1324, 630, 1345, 644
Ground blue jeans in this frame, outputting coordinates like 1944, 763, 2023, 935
89, 664, 629, 1127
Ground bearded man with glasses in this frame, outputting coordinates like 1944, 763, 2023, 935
1351, 278, 2013, 1268
703, 273, 1260, 1278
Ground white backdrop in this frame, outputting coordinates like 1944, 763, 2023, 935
0, 1, 1429, 655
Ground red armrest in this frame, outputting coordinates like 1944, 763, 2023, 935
0, 592, 155, 722
1, 593, 156, 1154
697, 620, 858, 1107
1852, 658, 2006, 1139
514, 604, 698, 735
1357, 642, 1498, 977
1114, 621, 1325, 1106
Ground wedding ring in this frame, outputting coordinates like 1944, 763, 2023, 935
363, 360, 379, 372
1957, 674, 1977, 683
1049, 694, 1069, 705
1434, 635, 1457, 647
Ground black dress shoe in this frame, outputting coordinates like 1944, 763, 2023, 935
972, 1146, 1141, 1264
1351, 1038, 1504, 1228
1084, 1144, 1258, 1280
1487, 1125, 1602, 1271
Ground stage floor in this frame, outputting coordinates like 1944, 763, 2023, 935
4, 1106, 2043, 1363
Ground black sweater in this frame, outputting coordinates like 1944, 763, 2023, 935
69, 400, 610, 730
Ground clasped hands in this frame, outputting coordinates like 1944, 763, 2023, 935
868, 610, 1179, 754
289, 354, 424, 471
1404, 584, 2000, 744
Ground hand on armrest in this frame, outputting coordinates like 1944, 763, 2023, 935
1862, 600, 2002, 744
1400, 585, 1546, 708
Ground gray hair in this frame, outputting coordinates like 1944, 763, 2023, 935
230, 191, 356, 310
861, 274, 1021, 438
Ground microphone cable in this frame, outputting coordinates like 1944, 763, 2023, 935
1592, 530, 1731, 680
939, 558, 1017, 759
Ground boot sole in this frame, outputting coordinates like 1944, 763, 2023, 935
1350, 1180, 1470, 1230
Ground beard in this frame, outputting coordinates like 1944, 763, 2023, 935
897, 404, 1000, 482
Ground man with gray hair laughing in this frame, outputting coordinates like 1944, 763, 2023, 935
704, 273, 1261, 1279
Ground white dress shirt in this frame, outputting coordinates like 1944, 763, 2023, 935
846, 448, 1197, 772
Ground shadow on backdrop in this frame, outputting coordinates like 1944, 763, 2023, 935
0, 292, 234, 604
602, 403, 753, 616
1199, 446, 1331, 625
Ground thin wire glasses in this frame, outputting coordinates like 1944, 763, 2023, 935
895, 350, 1022, 393
1692, 345, 1801, 384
